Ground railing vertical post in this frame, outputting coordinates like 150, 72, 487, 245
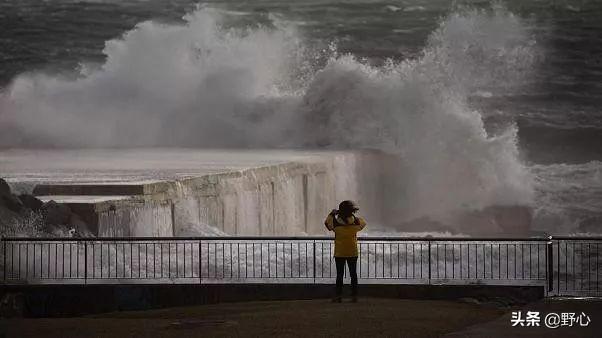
556, 237, 560, 294
424, 239, 431, 285
2, 238, 6, 284
313, 240, 316, 284
198, 240, 202, 284
84, 241, 88, 284
546, 237, 553, 294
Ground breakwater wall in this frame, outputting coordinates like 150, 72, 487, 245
32, 151, 398, 237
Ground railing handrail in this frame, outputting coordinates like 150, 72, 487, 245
0, 236, 574, 242
546, 236, 602, 241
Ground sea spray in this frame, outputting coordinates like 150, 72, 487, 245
297, 6, 537, 220
0, 5, 538, 224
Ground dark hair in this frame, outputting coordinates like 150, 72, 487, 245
338, 200, 359, 217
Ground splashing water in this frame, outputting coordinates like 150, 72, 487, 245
0, 5, 538, 222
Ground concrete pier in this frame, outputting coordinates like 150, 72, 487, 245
1, 149, 395, 237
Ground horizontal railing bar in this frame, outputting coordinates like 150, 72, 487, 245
0, 236, 559, 242
547, 236, 602, 241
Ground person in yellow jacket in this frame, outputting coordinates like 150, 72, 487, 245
324, 200, 366, 303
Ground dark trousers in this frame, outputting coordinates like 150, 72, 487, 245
335, 257, 358, 297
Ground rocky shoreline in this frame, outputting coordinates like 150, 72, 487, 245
0, 178, 91, 237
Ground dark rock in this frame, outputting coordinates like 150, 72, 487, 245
43, 200, 72, 225
0, 203, 20, 234
18, 194, 44, 212
0, 178, 11, 197
1, 193, 24, 213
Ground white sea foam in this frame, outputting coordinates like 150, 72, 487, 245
385, 5, 402, 12
531, 161, 602, 234
403, 5, 426, 12
0, 5, 538, 223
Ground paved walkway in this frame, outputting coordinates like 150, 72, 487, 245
1, 298, 504, 338
2, 297, 600, 337
445, 298, 602, 338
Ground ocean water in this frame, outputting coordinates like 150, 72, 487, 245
0, 0, 601, 234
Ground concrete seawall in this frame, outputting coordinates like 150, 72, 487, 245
2, 149, 398, 237
167, 151, 388, 236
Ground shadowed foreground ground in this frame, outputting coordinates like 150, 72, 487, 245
446, 298, 602, 338
0, 298, 504, 337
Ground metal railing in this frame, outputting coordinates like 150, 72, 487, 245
552, 237, 602, 296
1, 236, 600, 296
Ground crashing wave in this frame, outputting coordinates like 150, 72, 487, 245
0, 4, 538, 223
